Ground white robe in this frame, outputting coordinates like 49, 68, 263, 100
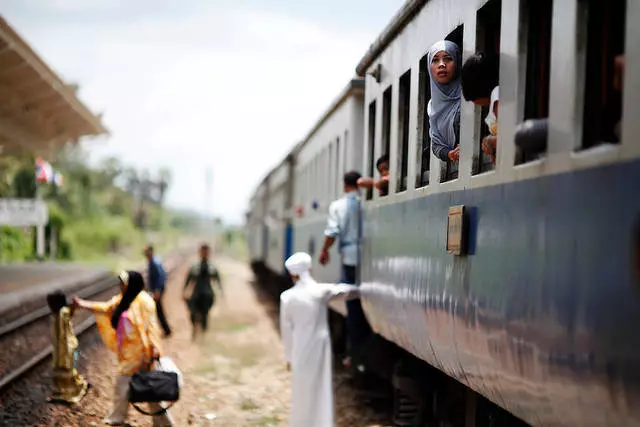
279, 275, 359, 427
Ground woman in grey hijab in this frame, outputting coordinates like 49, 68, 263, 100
427, 40, 462, 162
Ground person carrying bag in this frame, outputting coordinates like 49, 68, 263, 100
74, 271, 179, 426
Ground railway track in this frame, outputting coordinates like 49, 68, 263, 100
0, 249, 192, 395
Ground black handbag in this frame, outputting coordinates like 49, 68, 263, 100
128, 370, 179, 415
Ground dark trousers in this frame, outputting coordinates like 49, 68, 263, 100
189, 294, 214, 331
341, 265, 371, 353
155, 296, 172, 335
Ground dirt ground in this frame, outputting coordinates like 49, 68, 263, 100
29, 256, 391, 426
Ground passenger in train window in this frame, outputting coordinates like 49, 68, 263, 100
461, 53, 500, 163
427, 40, 462, 163
357, 154, 389, 196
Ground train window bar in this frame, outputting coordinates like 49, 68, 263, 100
380, 85, 392, 196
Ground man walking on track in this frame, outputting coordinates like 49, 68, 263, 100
280, 252, 360, 427
183, 244, 223, 340
144, 245, 172, 337
319, 170, 371, 369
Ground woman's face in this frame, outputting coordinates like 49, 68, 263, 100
431, 50, 456, 84
119, 281, 126, 294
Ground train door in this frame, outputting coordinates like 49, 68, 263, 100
283, 222, 294, 272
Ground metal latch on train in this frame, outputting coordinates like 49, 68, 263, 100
446, 205, 467, 256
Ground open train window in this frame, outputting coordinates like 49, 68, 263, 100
416, 54, 431, 188
515, 0, 552, 164
366, 101, 376, 200
581, 0, 626, 149
442, 24, 464, 182
397, 70, 411, 193
380, 86, 392, 196
335, 137, 340, 198
473, 0, 501, 175
328, 142, 334, 200
343, 130, 348, 174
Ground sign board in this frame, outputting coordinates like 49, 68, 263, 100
446, 205, 465, 255
0, 199, 49, 227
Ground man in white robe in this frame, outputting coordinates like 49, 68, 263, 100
280, 252, 360, 427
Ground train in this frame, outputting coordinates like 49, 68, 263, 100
246, 0, 640, 425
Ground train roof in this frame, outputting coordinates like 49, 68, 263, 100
355, 0, 427, 76
294, 77, 364, 155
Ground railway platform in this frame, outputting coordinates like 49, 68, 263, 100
0, 264, 111, 330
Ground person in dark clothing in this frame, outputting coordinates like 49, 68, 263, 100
183, 244, 222, 340
144, 245, 171, 337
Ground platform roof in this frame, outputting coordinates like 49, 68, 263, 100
0, 17, 107, 155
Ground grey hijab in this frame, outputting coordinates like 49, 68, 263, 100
427, 40, 462, 158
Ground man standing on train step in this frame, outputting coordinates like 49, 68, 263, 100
280, 252, 360, 427
319, 170, 371, 369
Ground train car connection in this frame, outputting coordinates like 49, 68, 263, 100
247, 0, 639, 425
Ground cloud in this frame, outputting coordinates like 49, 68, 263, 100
2, 2, 384, 224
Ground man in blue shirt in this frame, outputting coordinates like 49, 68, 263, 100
320, 171, 371, 369
144, 245, 172, 337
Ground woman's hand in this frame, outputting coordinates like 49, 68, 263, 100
72, 296, 86, 309
447, 146, 460, 162
482, 136, 497, 163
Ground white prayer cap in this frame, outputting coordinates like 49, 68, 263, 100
285, 252, 312, 276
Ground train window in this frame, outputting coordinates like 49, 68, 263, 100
443, 24, 464, 182
382, 86, 392, 159
516, 0, 552, 164
416, 54, 431, 188
397, 70, 411, 193
381, 86, 392, 196
366, 101, 376, 200
473, 0, 501, 175
326, 142, 336, 200
580, 0, 626, 148
343, 130, 348, 174
335, 137, 340, 197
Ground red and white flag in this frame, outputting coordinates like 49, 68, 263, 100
35, 157, 53, 183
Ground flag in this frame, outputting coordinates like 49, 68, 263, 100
35, 157, 53, 183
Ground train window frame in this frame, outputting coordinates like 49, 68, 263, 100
472, 0, 501, 176
366, 100, 377, 200
416, 53, 431, 188
328, 142, 334, 201
579, 0, 626, 150
397, 70, 411, 193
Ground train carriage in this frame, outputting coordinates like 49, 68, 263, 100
247, 0, 639, 424
356, 0, 638, 425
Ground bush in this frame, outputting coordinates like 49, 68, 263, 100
0, 226, 32, 262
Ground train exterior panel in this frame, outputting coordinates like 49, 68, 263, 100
291, 79, 365, 285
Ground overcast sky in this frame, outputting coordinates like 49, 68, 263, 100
3, 0, 403, 224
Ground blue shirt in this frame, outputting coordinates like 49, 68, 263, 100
148, 257, 167, 292
324, 191, 360, 267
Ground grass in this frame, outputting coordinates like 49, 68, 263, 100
240, 398, 260, 411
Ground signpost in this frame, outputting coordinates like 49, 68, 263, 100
0, 199, 49, 258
